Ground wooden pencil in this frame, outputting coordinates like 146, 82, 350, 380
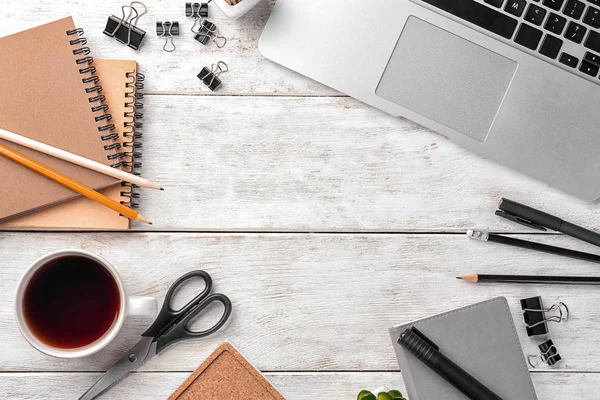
458, 273, 600, 285
0, 127, 163, 190
0, 143, 151, 224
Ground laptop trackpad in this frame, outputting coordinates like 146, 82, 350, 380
376, 16, 517, 142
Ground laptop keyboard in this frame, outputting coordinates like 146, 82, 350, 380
418, 0, 600, 81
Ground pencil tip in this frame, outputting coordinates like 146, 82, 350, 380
136, 214, 152, 224
160, 187, 165, 191
456, 277, 462, 280
460, 274, 479, 283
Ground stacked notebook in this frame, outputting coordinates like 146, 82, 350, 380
0, 17, 144, 229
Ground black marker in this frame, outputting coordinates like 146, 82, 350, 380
497, 198, 600, 248
398, 327, 503, 400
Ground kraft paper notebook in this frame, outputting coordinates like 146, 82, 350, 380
0, 17, 120, 222
389, 297, 538, 400
1, 59, 144, 229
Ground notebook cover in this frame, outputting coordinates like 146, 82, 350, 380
168, 342, 286, 400
389, 297, 537, 400
0, 17, 119, 221
1, 59, 140, 229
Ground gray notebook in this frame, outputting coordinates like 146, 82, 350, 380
389, 297, 537, 400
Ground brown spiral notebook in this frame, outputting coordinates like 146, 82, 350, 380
1, 59, 145, 229
0, 17, 120, 223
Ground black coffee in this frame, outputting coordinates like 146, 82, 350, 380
23, 255, 121, 349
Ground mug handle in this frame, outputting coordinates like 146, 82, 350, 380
127, 296, 158, 317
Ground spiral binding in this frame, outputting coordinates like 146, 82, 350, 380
66, 28, 119, 158
118, 70, 145, 209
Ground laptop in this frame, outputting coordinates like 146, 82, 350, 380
259, 0, 600, 200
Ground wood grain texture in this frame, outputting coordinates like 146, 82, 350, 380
0, 1, 597, 231
3, 94, 596, 232
1, 372, 597, 400
2, 233, 600, 373
1, 0, 600, 398
0, 0, 333, 95
132, 96, 600, 231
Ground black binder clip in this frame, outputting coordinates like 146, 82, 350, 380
194, 19, 227, 48
156, 21, 179, 52
186, 2, 210, 31
103, 1, 147, 50
197, 61, 228, 91
520, 296, 569, 337
186, 2, 210, 34
528, 339, 562, 367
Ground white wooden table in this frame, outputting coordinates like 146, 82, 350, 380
1, 1, 600, 398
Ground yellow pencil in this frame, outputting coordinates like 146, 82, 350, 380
0, 143, 151, 224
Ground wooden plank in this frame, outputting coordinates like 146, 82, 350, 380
1, 232, 598, 372
0, 0, 334, 95
0, 93, 596, 232
0, 372, 597, 399
121, 95, 600, 230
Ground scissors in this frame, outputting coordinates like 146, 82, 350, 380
79, 270, 232, 400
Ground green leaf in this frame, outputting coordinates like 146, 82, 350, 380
357, 390, 376, 400
377, 393, 393, 400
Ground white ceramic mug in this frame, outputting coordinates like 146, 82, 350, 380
15, 250, 157, 359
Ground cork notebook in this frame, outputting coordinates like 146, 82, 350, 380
0, 17, 119, 222
1, 59, 144, 229
169, 342, 286, 400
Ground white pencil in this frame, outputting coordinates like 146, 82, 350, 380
0, 127, 163, 190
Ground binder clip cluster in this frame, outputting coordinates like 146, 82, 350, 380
156, 21, 179, 52
186, 2, 227, 48
103, 1, 147, 50
197, 61, 228, 91
521, 296, 568, 368
528, 339, 562, 368
520, 296, 569, 337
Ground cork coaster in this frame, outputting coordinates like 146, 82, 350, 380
168, 342, 286, 400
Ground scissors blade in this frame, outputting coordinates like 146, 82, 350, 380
78, 336, 156, 400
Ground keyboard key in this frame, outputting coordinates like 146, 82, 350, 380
543, 0, 565, 10
588, 0, 600, 5
584, 51, 600, 66
559, 52, 579, 67
583, 6, 600, 28
585, 30, 600, 52
525, 4, 547, 25
580, 60, 600, 76
514, 23, 544, 49
419, 0, 518, 39
545, 13, 567, 34
564, 21, 587, 43
563, 0, 586, 19
539, 34, 563, 58
485, 0, 505, 6
505, 0, 527, 16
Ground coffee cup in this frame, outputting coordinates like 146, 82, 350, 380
14, 249, 157, 359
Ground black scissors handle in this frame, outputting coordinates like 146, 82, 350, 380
142, 270, 232, 353
155, 293, 232, 353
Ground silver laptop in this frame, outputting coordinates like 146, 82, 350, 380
259, 0, 600, 200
